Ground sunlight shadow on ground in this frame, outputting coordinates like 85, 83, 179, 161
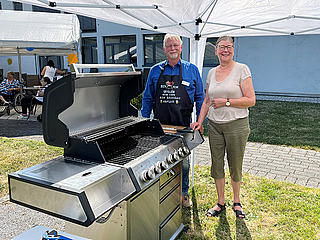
215, 211, 232, 240
236, 218, 252, 240
191, 188, 205, 234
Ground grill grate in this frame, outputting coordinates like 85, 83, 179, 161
100, 134, 177, 165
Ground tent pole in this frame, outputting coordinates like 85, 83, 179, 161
35, 54, 38, 78
17, 48, 22, 82
191, 23, 200, 190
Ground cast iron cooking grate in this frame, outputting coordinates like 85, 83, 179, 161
101, 134, 177, 165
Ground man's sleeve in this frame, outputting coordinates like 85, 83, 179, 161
141, 68, 156, 118
193, 67, 205, 120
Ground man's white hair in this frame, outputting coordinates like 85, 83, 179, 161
163, 34, 183, 48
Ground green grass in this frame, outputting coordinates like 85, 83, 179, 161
249, 100, 320, 151
0, 137, 63, 197
203, 100, 320, 151
179, 166, 320, 240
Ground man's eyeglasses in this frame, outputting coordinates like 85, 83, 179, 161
218, 45, 233, 50
165, 44, 181, 49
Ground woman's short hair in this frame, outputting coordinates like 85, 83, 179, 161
216, 36, 234, 47
6, 71, 14, 77
47, 60, 55, 68
163, 34, 183, 48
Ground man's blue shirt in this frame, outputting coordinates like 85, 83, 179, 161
141, 59, 205, 121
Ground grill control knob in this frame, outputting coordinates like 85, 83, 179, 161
160, 160, 169, 170
172, 151, 180, 162
166, 154, 174, 164
140, 167, 156, 182
178, 146, 190, 158
155, 161, 162, 174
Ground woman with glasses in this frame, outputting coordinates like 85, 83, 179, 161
191, 36, 255, 219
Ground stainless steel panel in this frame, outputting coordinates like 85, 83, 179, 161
181, 130, 204, 150
9, 157, 136, 225
59, 85, 120, 135
160, 173, 180, 200
10, 178, 87, 222
129, 181, 159, 240
159, 185, 180, 224
129, 138, 186, 190
160, 207, 182, 240
65, 201, 127, 240
159, 164, 181, 187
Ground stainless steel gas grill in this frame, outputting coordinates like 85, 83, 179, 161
8, 64, 203, 240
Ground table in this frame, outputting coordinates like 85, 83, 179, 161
13, 226, 90, 240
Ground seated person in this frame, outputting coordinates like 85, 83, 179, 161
0, 71, 21, 105
18, 77, 51, 119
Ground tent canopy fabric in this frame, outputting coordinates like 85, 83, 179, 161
12, 0, 320, 71
0, 10, 80, 56
10, 0, 320, 39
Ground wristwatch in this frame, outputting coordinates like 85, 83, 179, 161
226, 98, 230, 107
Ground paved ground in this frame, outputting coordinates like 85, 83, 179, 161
194, 139, 320, 188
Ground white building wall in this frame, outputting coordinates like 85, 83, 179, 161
202, 35, 320, 96
236, 35, 320, 95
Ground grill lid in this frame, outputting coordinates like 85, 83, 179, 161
42, 64, 144, 148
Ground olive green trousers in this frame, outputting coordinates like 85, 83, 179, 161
208, 117, 250, 182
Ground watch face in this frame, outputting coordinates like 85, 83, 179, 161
226, 101, 230, 107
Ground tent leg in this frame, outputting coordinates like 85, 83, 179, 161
190, 27, 200, 190
17, 48, 22, 82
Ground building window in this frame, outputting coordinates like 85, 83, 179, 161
82, 38, 98, 64
32, 5, 60, 13
143, 34, 166, 67
78, 15, 96, 33
104, 35, 137, 65
203, 37, 219, 67
13, 2, 23, 11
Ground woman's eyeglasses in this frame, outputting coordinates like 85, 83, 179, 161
218, 45, 233, 50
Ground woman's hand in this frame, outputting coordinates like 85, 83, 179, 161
211, 98, 226, 108
190, 122, 204, 134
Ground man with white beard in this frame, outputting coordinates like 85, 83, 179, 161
141, 33, 205, 208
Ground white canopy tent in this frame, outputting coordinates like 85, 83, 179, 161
9, 0, 320, 71
0, 10, 80, 79
10, 0, 320, 186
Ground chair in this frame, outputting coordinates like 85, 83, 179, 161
0, 92, 19, 116
28, 95, 42, 119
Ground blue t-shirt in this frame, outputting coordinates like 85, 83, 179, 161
141, 59, 205, 121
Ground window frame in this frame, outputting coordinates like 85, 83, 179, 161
13, 2, 23, 11
32, 5, 60, 13
203, 37, 220, 67
81, 37, 98, 64
143, 33, 166, 67
103, 35, 137, 66
77, 15, 96, 33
